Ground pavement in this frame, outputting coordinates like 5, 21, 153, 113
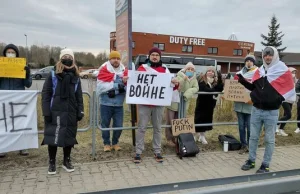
1, 145, 300, 194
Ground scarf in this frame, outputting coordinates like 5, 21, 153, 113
57, 68, 77, 99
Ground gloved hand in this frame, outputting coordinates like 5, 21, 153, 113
77, 111, 84, 121
44, 116, 52, 123
107, 89, 116, 98
118, 84, 126, 93
236, 74, 245, 83
24, 66, 31, 77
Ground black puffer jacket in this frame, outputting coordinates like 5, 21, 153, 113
41, 70, 83, 147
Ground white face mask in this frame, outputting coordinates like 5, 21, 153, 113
6, 53, 16, 58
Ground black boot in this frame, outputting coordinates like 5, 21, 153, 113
48, 159, 56, 175
62, 157, 74, 172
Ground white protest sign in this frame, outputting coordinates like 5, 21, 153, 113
126, 70, 174, 106
0, 90, 39, 153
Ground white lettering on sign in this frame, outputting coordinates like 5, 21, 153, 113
170, 36, 205, 46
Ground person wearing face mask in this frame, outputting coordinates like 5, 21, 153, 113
233, 54, 258, 154
133, 47, 179, 163
276, 67, 297, 136
165, 62, 199, 147
0, 44, 32, 158
41, 48, 84, 175
96, 51, 128, 152
237, 46, 296, 173
194, 67, 223, 144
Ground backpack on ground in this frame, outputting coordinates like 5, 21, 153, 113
218, 134, 242, 151
176, 133, 200, 159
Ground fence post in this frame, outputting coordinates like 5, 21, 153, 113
91, 91, 96, 159
130, 104, 136, 146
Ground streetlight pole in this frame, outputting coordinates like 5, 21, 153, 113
24, 34, 28, 63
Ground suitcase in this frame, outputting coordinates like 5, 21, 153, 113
176, 133, 200, 159
218, 134, 242, 151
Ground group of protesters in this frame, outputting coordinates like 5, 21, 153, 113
0, 43, 298, 175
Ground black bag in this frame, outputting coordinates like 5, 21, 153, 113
176, 133, 200, 159
218, 134, 242, 151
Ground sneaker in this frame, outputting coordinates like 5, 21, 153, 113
104, 145, 111, 152
279, 129, 288, 137
154, 153, 164, 163
275, 127, 280, 134
238, 146, 249, 155
62, 158, 74, 173
199, 136, 208, 144
194, 133, 200, 142
133, 154, 142, 164
112, 144, 122, 151
48, 160, 56, 175
167, 140, 176, 147
241, 160, 255, 171
0, 153, 6, 158
295, 128, 300, 134
256, 164, 270, 174
19, 150, 29, 156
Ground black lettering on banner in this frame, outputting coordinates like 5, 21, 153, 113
149, 74, 157, 84
0, 103, 7, 132
9, 102, 32, 132
129, 85, 135, 97
159, 87, 166, 99
142, 85, 150, 98
151, 87, 158, 99
144, 74, 149, 84
136, 85, 141, 97
137, 74, 144, 83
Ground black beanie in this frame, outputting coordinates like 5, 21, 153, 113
244, 54, 256, 64
3, 44, 20, 57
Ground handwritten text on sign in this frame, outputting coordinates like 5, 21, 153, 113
126, 71, 174, 106
223, 80, 250, 103
0, 57, 26, 79
0, 91, 38, 153
172, 118, 195, 136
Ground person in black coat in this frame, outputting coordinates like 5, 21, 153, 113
42, 48, 84, 175
194, 66, 223, 144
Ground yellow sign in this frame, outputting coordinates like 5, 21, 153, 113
172, 118, 195, 136
0, 57, 26, 79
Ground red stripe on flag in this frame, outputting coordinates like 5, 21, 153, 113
252, 69, 261, 82
270, 71, 294, 95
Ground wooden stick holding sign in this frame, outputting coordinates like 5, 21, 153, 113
223, 79, 251, 103
172, 118, 195, 136
0, 57, 26, 79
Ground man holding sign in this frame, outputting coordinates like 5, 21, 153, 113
0, 44, 32, 158
133, 47, 178, 164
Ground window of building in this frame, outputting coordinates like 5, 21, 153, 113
153, 43, 165, 51
132, 41, 135, 49
113, 40, 116, 48
233, 49, 243, 56
182, 45, 193, 53
208, 47, 218, 54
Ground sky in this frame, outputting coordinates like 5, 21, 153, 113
1, 0, 300, 55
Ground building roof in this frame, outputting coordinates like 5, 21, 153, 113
254, 51, 300, 65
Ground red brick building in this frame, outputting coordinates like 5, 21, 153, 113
110, 31, 255, 73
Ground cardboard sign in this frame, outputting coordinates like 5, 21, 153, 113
172, 118, 195, 136
0, 57, 26, 78
0, 90, 39, 153
223, 79, 251, 103
126, 70, 174, 106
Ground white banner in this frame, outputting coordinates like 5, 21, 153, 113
126, 70, 174, 106
0, 90, 39, 153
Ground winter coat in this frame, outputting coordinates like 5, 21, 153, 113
194, 80, 223, 133
41, 71, 83, 147
167, 69, 199, 113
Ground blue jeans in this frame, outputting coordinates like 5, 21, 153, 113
100, 105, 123, 146
248, 107, 279, 166
236, 112, 251, 146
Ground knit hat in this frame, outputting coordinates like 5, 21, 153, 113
109, 51, 121, 59
60, 48, 74, 59
184, 62, 195, 70
148, 47, 162, 57
244, 54, 256, 64
3, 44, 19, 57
206, 66, 217, 75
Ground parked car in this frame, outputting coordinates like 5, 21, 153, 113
92, 70, 99, 79
79, 69, 97, 79
31, 66, 54, 80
